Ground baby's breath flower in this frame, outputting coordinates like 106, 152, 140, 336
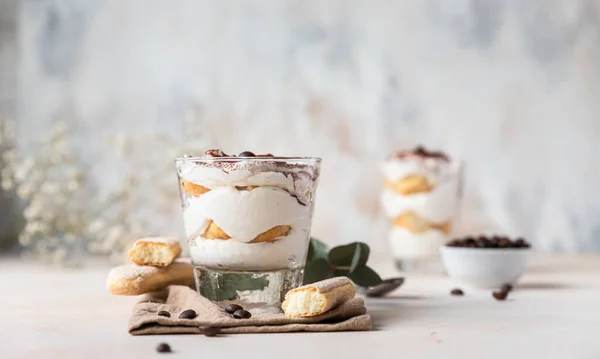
1, 178, 13, 191
64, 233, 77, 243
87, 219, 107, 234
53, 248, 68, 262
66, 180, 80, 192
18, 232, 32, 246
23, 202, 43, 220
17, 182, 36, 199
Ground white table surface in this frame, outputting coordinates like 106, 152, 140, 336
2, 254, 600, 359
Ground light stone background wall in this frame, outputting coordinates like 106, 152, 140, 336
3, 0, 600, 258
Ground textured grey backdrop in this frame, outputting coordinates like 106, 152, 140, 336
2, 0, 600, 257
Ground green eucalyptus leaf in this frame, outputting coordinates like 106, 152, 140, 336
307, 237, 329, 262
303, 258, 333, 285
349, 244, 362, 272
349, 265, 383, 287
333, 268, 350, 277
328, 242, 370, 270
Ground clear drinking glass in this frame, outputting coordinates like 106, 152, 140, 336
381, 149, 462, 273
175, 155, 321, 312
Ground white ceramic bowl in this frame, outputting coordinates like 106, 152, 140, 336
441, 246, 531, 289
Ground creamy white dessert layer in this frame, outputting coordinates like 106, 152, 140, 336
381, 157, 453, 185
388, 227, 449, 259
189, 227, 310, 270
180, 165, 296, 192
183, 186, 309, 242
380, 179, 458, 222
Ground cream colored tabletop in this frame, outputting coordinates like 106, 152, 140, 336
2, 254, 599, 359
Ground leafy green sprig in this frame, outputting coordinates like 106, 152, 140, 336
303, 238, 383, 287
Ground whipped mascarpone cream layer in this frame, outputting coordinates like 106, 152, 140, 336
388, 227, 448, 259
178, 159, 317, 205
381, 157, 454, 186
380, 180, 458, 222
189, 228, 309, 270
183, 187, 310, 243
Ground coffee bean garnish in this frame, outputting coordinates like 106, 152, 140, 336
157, 310, 171, 318
232, 309, 252, 319
156, 343, 172, 353
225, 304, 244, 314
501, 283, 513, 292
238, 151, 255, 157
178, 309, 197, 319
492, 290, 509, 301
199, 325, 221, 337
450, 288, 464, 296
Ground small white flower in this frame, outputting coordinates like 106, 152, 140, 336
105, 226, 125, 244
1, 178, 13, 191
64, 233, 77, 242
88, 219, 106, 234
2, 149, 17, 163
53, 248, 68, 262
17, 183, 36, 200
23, 202, 43, 219
41, 182, 60, 195
18, 232, 32, 246
66, 180, 81, 192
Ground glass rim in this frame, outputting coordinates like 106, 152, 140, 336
175, 156, 322, 164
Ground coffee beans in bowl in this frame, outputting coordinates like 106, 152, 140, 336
447, 236, 531, 248
441, 235, 531, 289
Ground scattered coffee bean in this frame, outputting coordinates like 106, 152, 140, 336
157, 310, 171, 318
501, 283, 513, 292
178, 309, 197, 319
450, 288, 464, 296
199, 325, 221, 337
232, 309, 252, 319
492, 290, 509, 301
238, 151, 255, 157
225, 304, 244, 314
156, 343, 172, 353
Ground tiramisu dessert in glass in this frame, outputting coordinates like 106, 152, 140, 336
175, 150, 321, 312
381, 146, 461, 272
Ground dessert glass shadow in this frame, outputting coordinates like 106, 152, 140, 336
175, 151, 321, 312
381, 146, 463, 273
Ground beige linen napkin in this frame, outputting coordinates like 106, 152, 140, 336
129, 285, 371, 335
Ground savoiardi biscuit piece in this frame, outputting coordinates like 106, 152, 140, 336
202, 220, 291, 243
249, 225, 291, 243
106, 260, 194, 296
393, 211, 451, 234
181, 180, 211, 197
282, 277, 356, 318
128, 237, 182, 267
384, 174, 433, 195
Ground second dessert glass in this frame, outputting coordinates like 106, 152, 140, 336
381, 146, 462, 273
175, 150, 321, 312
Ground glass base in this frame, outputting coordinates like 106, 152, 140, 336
395, 257, 444, 274
193, 266, 303, 313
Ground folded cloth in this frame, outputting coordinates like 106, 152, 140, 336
129, 285, 371, 335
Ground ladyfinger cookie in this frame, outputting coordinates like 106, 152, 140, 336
106, 260, 194, 296
128, 237, 182, 267
282, 277, 356, 318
